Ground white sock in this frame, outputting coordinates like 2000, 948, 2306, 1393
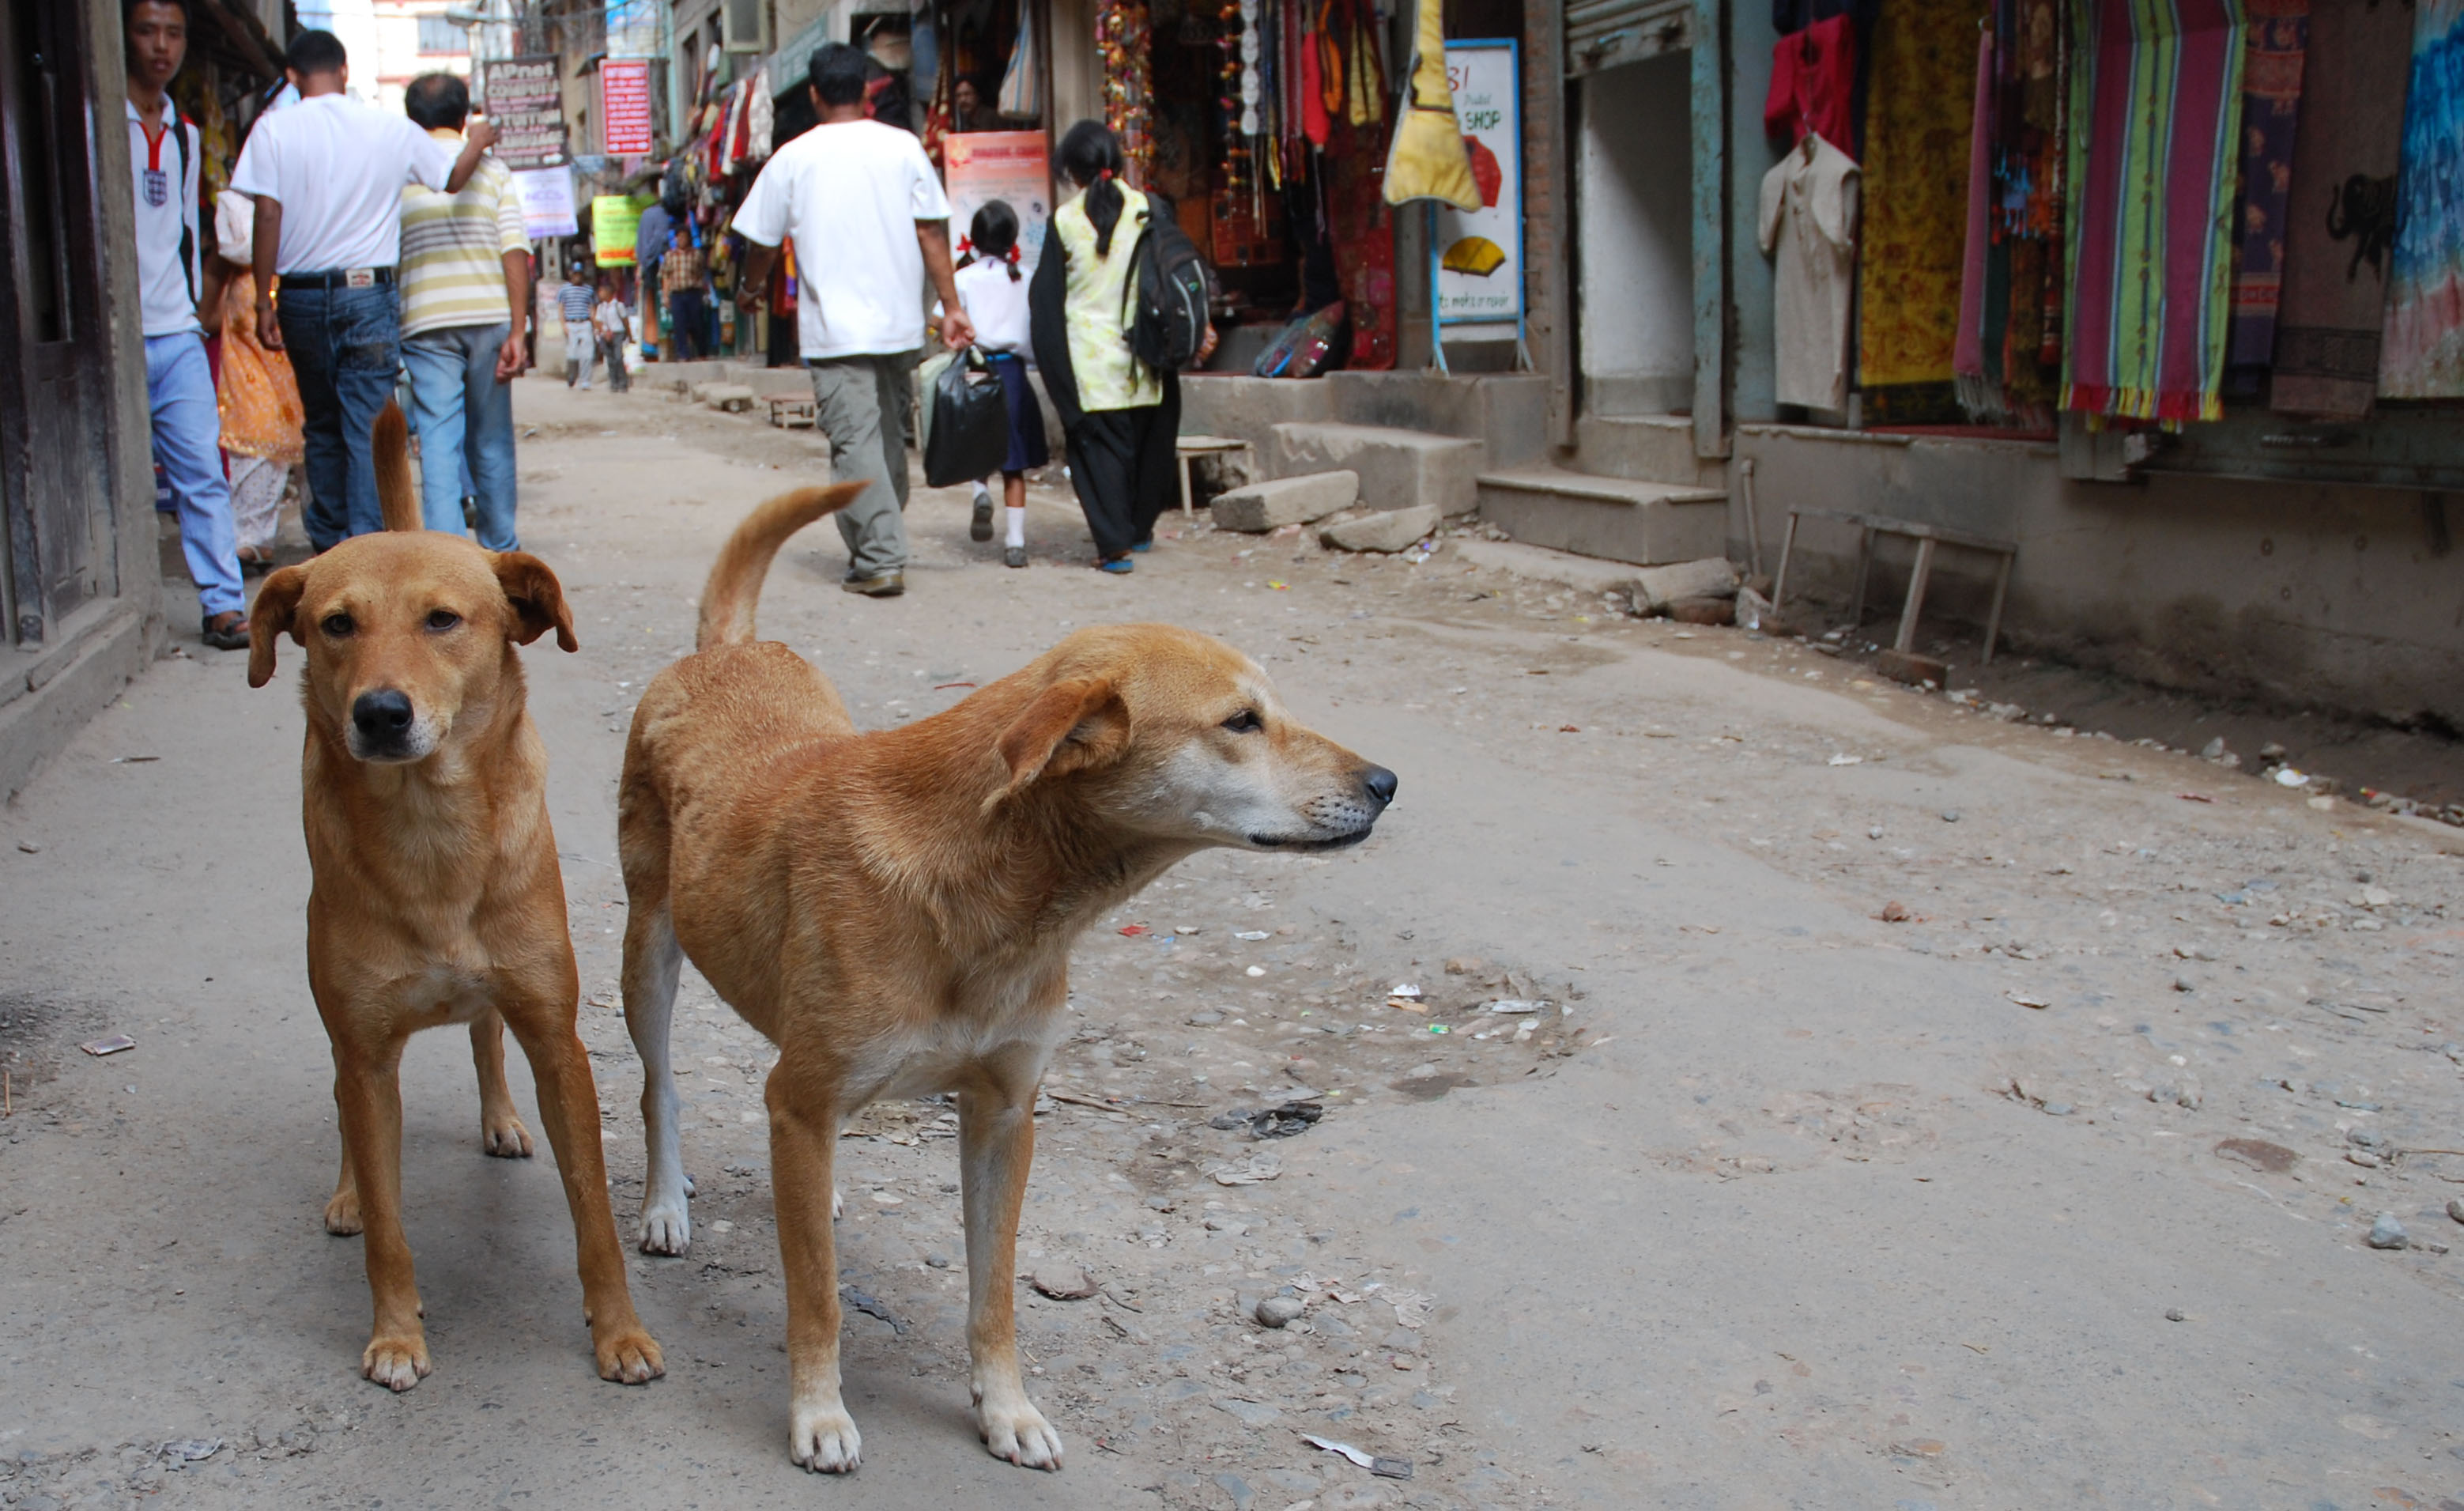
973, 482, 992, 505
1005, 506, 1025, 548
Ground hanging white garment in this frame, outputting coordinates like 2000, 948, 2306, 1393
999, 0, 1041, 119
1757, 132, 1859, 413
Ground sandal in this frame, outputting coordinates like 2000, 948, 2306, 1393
236, 546, 276, 576
201, 611, 250, 651
1098, 556, 1135, 574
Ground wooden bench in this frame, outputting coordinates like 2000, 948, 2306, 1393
1173, 434, 1256, 516
1772, 508, 2017, 663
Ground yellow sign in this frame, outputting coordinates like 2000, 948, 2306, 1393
591, 195, 643, 266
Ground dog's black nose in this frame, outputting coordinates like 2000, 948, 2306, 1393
352, 689, 414, 742
1361, 765, 1398, 809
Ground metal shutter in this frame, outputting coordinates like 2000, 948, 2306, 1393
1567, 0, 1694, 76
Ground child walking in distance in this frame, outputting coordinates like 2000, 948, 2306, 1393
1028, 122, 1173, 573
953, 201, 1045, 569
559, 266, 596, 388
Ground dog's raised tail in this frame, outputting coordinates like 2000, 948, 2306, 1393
696, 483, 867, 649
375, 399, 421, 533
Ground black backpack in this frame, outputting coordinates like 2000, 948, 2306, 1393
1121, 206, 1211, 372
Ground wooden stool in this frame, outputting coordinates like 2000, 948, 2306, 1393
1172, 434, 1256, 516
1772, 508, 2017, 663
768, 396, 817, 429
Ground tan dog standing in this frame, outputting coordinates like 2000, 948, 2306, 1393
618, 487, 1396, 1471
248, 404, 662, 1392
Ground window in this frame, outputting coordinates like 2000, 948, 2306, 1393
417, 16, 467, 55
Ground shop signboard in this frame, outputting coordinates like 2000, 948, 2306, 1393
942, 131, 1053, 278
601, 59, 655, 156
1432, 40, 1520, 331
487, 55, 568, 170
592, 195, 645, 266
511, 164, 579, 240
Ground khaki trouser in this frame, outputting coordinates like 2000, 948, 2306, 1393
806, 351, 916, 579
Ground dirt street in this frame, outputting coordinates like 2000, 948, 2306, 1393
5, 376, 2463, 1509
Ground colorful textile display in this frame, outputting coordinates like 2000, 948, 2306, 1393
1766, 14, 1859, 155
1954, 30, 1998, 412
1857, 0, 1987, 390
2061, 0, 2246, 423
2270, 0, 2412, 417
2224, 0, 2307, 379
1955, 0, 2068, 423
2379, 0, 2464, 399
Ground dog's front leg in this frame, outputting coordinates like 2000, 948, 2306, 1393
960, 1078, 1063, 1469
622, 903, 692, 1254
330, 1036, 428, 1391
469, 1009, 534, 1158
768, 1066, 859, 1472
502, 986, 666, 1385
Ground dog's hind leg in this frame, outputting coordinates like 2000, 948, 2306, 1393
624, 899, 692, 1255
959, 1063, 1064, 1469
470, 1008, 535, 1158
768, 1066, 860, 1472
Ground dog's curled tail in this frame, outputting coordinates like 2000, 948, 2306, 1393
375, 398, 421, 533
696, 482, 867, 650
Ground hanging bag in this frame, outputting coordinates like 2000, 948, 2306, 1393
923, 347, 1013, 488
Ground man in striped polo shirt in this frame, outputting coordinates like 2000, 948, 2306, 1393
398, 72, 530, 549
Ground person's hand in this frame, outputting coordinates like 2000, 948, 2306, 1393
465, 115, 500, 153
494, 329, 526, 383
256, 297, 283, 351
1197, 321, 1219, 365
197, 299, 224, 338
941, 306, 975, 351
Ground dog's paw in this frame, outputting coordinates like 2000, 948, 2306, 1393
637, 1199, 690, 1256
975, 1388, 1064, 1470
788, 1403, 862, 1474
594, 1324, 665, 1384
832, 1187, 843, 1220
480, 1113, 534, 1158
361, 1333, 431, 1392
323, 1190, 363, 1236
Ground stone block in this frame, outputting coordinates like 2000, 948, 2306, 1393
1320, 503, 1441, 553
701, 383, 756, 413
1210, 470, 1358, 532
1666, 596, 1734, 625
1270, 422, 1481, 516
1876, 648, 1949, 687
1634, 557, 1741, 612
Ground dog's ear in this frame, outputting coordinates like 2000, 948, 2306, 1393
993, 676, 1127, 800
492, 552, 579, 652
246, 565, 309, 689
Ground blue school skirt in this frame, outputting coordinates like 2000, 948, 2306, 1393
987, 351, 1051, 474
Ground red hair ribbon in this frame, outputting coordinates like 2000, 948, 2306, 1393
1097, 168, 1114, 182
1006, 244, 1021, 264
956, 235, 975, 254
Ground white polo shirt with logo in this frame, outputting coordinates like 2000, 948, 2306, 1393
126, 99, 202, 338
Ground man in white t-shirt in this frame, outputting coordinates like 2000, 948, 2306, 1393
125, 0, 247, 649
229, 28, 495, 546
734, 43, 972, 599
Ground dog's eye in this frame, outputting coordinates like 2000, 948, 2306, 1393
426, 609, 462, 632
1221, 709, 1262, 734
320, 613, 354, 637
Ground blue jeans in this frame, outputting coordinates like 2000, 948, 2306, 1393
402, 320, 520, 550
143, 333, 243, 618
277, 281, 401, 547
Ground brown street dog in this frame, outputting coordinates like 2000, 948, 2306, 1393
617, 486, 1397, 1473
247, 402, 662, 1392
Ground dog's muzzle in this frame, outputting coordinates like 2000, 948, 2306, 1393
1251, 765, 1399, 851
349, 689, 422, 761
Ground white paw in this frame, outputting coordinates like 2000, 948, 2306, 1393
832, 1187, 843, 1220
789, 1402, 862, 1473
975, 1388, 1063, 1470
638, 1199, 690, 1256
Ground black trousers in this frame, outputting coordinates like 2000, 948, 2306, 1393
1065, 372, 1180, 559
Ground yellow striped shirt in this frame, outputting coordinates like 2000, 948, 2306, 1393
398, 130, 526, 338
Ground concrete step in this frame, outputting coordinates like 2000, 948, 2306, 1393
1269, 422, 1481, 516
1573, 414, 1726, 489
1475, 465, 1728, 566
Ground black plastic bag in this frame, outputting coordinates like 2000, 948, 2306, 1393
923, 348, 1011, 489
